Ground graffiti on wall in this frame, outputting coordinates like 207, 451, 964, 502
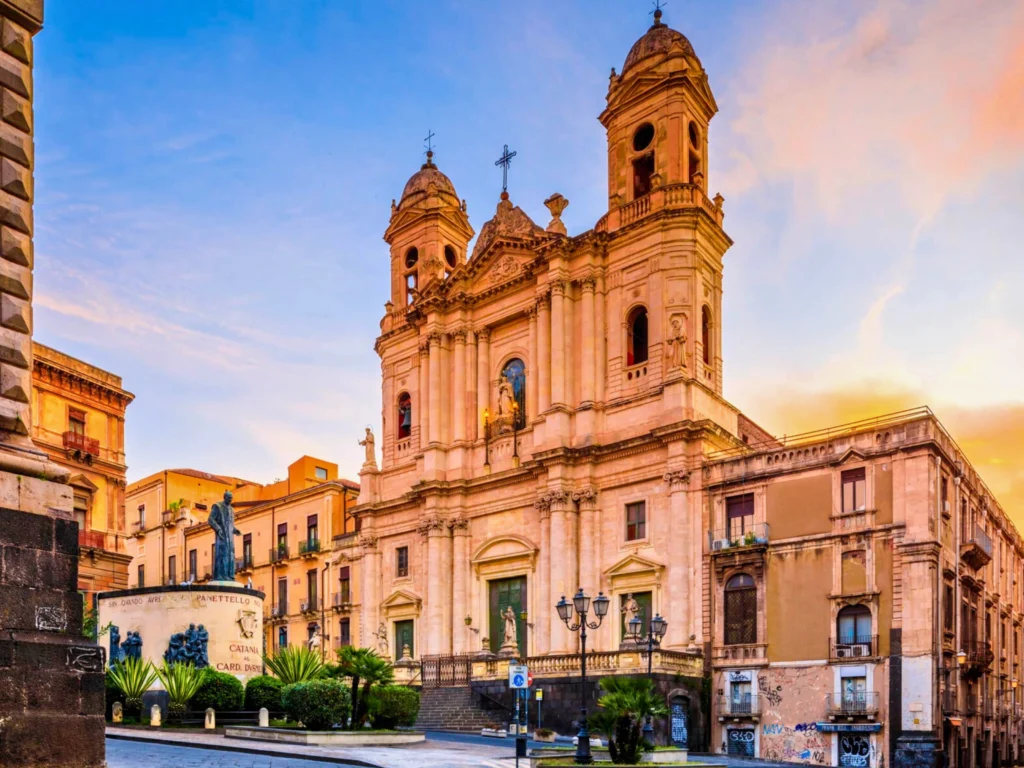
755, 667, 832, 766
762, 722, 829, 764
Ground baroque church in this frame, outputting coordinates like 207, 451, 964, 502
353, 7, 765, 661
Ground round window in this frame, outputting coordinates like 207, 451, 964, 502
633, 123, 655, 152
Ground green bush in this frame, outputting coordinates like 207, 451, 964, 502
191, 670, 244, 712
281, 679, 351, 731
368, 685, 420, 729
245, 675, 284, 712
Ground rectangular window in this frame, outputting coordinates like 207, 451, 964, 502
137, 564, 145, 588
396, 546, 409, 578
68, 408, 86, 435
278, 626, 288, 649
339, 618, 351, 647
944, 584, 954, 631
277, 522, 288, 559
625, 501, 647, 541
941, 477, 949, 511
242, 533, 252, 566
730, 681, 753, 713
188, 549, 197, 581
278, 577, 288, 615
167, 555, 176, 585
315, 466, 328, 481
339, 566, 351, 605
138, 504, 146, 528
210, 544, 216, 575
307, 569, 318, 608
307, 514, 318, 545
842, 467, 867, 513
726, 493, 754, 539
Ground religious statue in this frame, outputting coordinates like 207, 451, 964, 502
666, 315, 687, 369
497, 374, 515, 418
499, 605, 519, 655
308, 630, 321, 651
359, 427, 377, 468
208, 491, 242, 581
108, 625, 124, 668
622, 593, 642, 640
373, 621, 389, 655
122, 631, 143, 660
164, 624, 210, 667
163, 632, 185, 664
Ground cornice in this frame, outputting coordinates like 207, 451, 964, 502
33, 358, 135, 412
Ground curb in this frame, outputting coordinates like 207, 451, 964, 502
106, 731, 384, 767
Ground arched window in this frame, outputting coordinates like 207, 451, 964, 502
501, 358, 527, 429
404, 247, 419, 269
444, 245, 457, 270
397, 392, 412, 439
688, 122, 702, 182
627, 306, 648, 366
701, 306, 711, 365
836, 605, 872, 646
724, 573, 756, 645
632, 122, 656, 199
404, 247, 419, 306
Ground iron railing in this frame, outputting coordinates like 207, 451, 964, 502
62, 431, 99, 456
717, 694, 761, 717
421, 655, 472, 688
236, 554, 255, 571
269, 545, 289, 563
831, 636, 878, 660
299, 539, 320, 556
300, 598, 320, 614
826, 691, 880, 716
709, 522, 770, 552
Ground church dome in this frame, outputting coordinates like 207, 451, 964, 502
622, 11, 697, 74
398, 153, 460, 210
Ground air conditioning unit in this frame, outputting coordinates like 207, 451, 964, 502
943, 501, 951, 513
712, 539, 729, 551
835, 646, 853, 658
851, 644, 870, 657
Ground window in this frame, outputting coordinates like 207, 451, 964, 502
730, 679, 753, 714
688, 122, 702, 182
501, 358, 527, 429
339, 566, 351, 604
307, 514, 319, 546
726, 494, 754, 540
404, 247, 419, 305
941, 477, 949, 512
339, 618, 351, 647
137, 564, 145, 588
397, 392, 412, 439
211, 544, 216, 573
277, 577, 288, 614
315, 466, 328, 481
278, 626, 288, 650
188, 549, 197, 582
632, 152, 655, 198
724, 573, 756, 645
837, 605, 872, 645
633, 123, 654, 152
944, 584, 955, 632
701, 306, 712, 365
404, 247, 419, 269
444, 245, 457, 272
626, 501, 646, 541
626, 306, 648, 366
72, 491, 89, 532
307, 569, 318, 608
842, 468, 867, 513
138, 504, 145, 528
277, 522, 288, 556
242, 533, 252, 567
167, 555, 176, 585
68, 408, 86, 436
396, 546, 409, 578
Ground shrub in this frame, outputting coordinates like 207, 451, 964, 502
245, 675, 284, 712
281, 679, 351, 731
107, 657, 158, 717
192, 669, 244, 712
591, 676, 669, 765
367, 685, 420, 729
155, 662, 208, 720
263, 646, 325, 685
335, 646, 394, 729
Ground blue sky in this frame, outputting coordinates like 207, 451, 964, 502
33, 1, 1024, 510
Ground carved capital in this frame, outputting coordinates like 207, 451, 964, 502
427, 332, 443, 348
550, 280, 567, 298
452, 328, 467, 344
418, 340, 430, 357
536, 292, 550, 312
418, 515, 447, 538
664, 471, 691, 489
581, 276, 597, 293
476, 326, 491, 343
572, 486, 599, 508
449, 515, 470, 534
359, 534, 379, 552
546, 489, 571, 512
533, 496, 551, 514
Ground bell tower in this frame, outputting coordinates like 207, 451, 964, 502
383, 152, 473, 311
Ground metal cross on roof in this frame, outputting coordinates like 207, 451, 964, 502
651, 0, 667, 22
424, 129, 435, 155
495, 144, 517, 194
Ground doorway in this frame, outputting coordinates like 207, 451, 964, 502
489, 576, 527, 656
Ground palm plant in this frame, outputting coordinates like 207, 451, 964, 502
156, 662, 208, 720
335, 647, 394, 729
107, 656, 158, 717
592, 676, 670, 765
263, 645, 325, 685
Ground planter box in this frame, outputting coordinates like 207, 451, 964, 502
481, 727, 508, 738
223, 726, 425, 746
534, 731, 558, 743
644, 748, 689, 763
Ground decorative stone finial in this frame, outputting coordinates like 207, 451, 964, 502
544, 193, 569, 235
424, 149, 435, 168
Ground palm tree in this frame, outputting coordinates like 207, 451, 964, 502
155, 662, 208, 720
262, 645, 325, 685
591, 676, 670, 765
335, 647, 394, 729
107, 657, 158, 718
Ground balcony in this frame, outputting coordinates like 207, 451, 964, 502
717, 695, 761, 720
236, 555, 255, 573
831, 635, 878, 660
298, 539, 320, 558
942, 686, 958, 714
165, 576, 178, 586
62, 431, 100, 462
961, 524, 993, 569
78, 530, 105, 550
269, 545, 290, 564
709, 523, 770, 552
132, 520, 146, 538
269, 604, 287, 622
712, 643, 768, 668
963, 641, 994, 678
300, 598, 320, 615
161, 510, 174, 528
333, 591, 352, 611
826, 691, 880, 719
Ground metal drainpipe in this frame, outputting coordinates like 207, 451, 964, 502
270, 503, 276, 654
954, 468, 963, 714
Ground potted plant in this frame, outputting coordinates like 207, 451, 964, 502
155, 661, 208, 721
107, 656, 158, 719
535, 727, 557, 743
744, 530, 756, 546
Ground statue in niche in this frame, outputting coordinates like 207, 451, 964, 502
359, 427, 377, 468
622, 593, 642, 640
208, 491, 241, 581
667, 315, 687, 369
109, 625, 124, 668
497, 374, 515, 419
374, 621, 389, 655
499, 605, 519, 655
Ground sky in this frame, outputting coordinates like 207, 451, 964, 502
33, 1, 1024, 519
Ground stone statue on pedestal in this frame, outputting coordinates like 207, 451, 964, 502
499, 605, 519, 656
359, 427, 377, 468
208, 491, 241, 582
621, 593, 641, 644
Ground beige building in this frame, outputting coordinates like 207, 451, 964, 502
126, 456, 360, 658
345, 10, 1022, 768
32, 342, 134, 602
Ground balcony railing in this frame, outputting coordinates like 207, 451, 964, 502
965, 641, 994, 674
942, 685, 957, 714
709, 523, 769, 552
961, 524, 993, 569
831, 636, 878, 660
236, 554, 255, 572
299, 539, 320, 557
333, 591, 351, 609
161, 510, 174, 527
78, 530, 105, 550
717, 695, 761, 718
132, 520, 146, 536
270, 604, 287, 619
826, 691, 880, 717
300, 598, 320, 614
165, 576, 178, 586
62, 431, 100, 457
269, 545, 290, 563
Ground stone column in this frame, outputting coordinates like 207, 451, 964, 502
537, 294, 551, 413
418, 340, 429, 448
563, 282, 574, 407
427, 333, 441, 445
476, 327, 490, 425
595, 271, 606, 403
359, 533, 381, 650
574, 487, 599, 645
452, 329, 467, 442
664, 471, 690, 647
580, 278, 596, 404
535, 496, 551, 654
421, 516, 448, 656
467, 331, 478, 441
547, 490, 573, 653
550, 282, 566, 407
527, 306, 538, 421
450, 516, 470, 653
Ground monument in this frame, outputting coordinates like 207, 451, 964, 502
208, 491, 241, 582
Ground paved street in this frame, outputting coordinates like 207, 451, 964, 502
107, 739, 355, 767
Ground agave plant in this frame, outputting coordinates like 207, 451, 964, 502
107, 656, 158, 717
156, 662, 209, 720
263, 645, 325, 685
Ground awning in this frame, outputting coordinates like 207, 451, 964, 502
816, 723, 883, 733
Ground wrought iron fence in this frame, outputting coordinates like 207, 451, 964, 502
421, 654, 472, 688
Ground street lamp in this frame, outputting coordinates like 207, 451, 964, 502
628, 612, 669, 743
556, 589, 610, 765
956, 649, 967, 666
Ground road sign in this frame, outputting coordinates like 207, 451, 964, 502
536, 688, 543, 701
527, 672, 533, 687
509, 664, 528, 689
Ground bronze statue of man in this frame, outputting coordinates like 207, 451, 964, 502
208, 491, 241, 581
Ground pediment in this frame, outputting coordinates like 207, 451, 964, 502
471, 534, 538, 567
604, 553, 666, 581
833, 448, 869, 466
68, 473, 99, 492
381, 588, 422, 609
384, 205, 474, 242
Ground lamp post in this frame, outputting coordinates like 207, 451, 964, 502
628, 613, 668, 744
556, 589, 610, 765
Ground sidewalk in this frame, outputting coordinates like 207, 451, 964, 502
106, 727, 515, 768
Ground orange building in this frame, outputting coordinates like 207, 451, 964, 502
126, 456, 360, 658
31, 342, 134, 603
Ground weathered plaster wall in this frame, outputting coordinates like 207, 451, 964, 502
768, 545, 833, 661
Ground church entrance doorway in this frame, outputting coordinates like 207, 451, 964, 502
489, 576, 527, 656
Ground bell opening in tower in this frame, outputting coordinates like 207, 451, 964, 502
632, 153, 655, 199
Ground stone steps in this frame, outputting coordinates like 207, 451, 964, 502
415, 687, 508, 733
